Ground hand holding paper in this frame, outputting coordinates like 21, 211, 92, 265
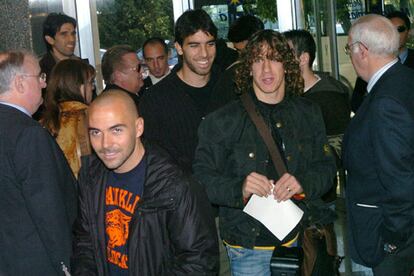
243, 194, 304, 241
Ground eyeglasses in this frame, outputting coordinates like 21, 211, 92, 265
397, 25, 407, 33
344, 41, 367, 55
21, 72, 47, 82
123, 63, 141, 74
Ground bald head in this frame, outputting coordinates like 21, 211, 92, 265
88, 89, 145, 173
90, 89, 139, 117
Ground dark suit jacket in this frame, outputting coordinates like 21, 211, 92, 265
0, 104, 77, 275
351, 48, 414, 112
343, 62, 414, 267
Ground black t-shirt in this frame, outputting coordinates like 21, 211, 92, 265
139, 66, 221, 173
104, 157, 146, 275
254, 99, 287, 246
180, 76, 218, 117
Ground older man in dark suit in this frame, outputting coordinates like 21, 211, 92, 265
351, 11, 414, 113
343, 14, 414, 275
0, 51, 77, 275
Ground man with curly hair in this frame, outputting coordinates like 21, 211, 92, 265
193, 30, 336, 275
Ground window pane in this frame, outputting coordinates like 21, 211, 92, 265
96, 0, 174, 50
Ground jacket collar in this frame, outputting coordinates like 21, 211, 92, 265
59, 101, 88, 112
84, 141, 182, 208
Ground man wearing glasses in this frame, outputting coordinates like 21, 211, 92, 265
343, 14, 414, 275
102, 45, 144, 106
0, 50, 77, 274
351, 11, 414, 112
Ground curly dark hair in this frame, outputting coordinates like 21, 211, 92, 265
235, 30, 303, 97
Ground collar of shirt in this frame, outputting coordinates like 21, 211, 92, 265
399, 48, 408, 64
367, 58, 399, 93
149, 68, 170, 85
0, 102, 31, 117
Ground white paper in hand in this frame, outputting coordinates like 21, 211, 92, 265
243, 194, 304, 240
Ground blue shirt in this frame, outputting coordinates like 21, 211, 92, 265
104, 157, 146, 275
0, 102, 31, 117
399, 48, 408, 64
367, 59, 399, 93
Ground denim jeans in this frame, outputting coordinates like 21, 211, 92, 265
226, 246, 273, 276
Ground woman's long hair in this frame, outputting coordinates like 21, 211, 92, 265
42, 59, 95, 136
235, 30, 304, 97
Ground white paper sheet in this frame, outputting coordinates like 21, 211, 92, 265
243, 194, 304, 240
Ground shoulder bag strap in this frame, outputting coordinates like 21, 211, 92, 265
240, 93, 287, 176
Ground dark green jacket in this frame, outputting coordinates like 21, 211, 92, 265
193, 92, 336, 248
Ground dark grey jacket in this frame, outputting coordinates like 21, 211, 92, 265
71, 143, 219, 275
193, 92, 336, 248
0, 104, 77, 275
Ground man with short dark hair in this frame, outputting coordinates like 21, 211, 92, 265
228, 15, 265, 53
343, 14, 414, 274
37, 12, 92, 119
0, 50, 77, 275
101, 45, 144, 105
207, 15, 265, 112
40, 13, 78, 78
139, 9, 220, 173
284, 29, 350, 136
142, 37, 170, 89
71, 90, 218, 275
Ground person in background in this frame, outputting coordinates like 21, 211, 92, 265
40, 13, 79, 79
228, 15, 265, 54
41, 59, 95, 177
71, 90, 219, 275
343, 14, 414, 274
284, 29, 350, 137
284, 28, 350, 275
101, 44, 144, 106
207, 14, 265, 112
213, 38, 239, 72
0, 50, 77, 275
141, 37, 171, 91
351, 11, 414, 113
193, 30, 335, 275
37, 12, 92, 120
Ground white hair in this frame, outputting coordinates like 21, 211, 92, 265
349, 14, 399, 57
0, 51, 33, 95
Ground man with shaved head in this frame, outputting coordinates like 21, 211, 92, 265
71, 90, 218, 275
0, 50, 77, 275
343, 14, 414, 274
